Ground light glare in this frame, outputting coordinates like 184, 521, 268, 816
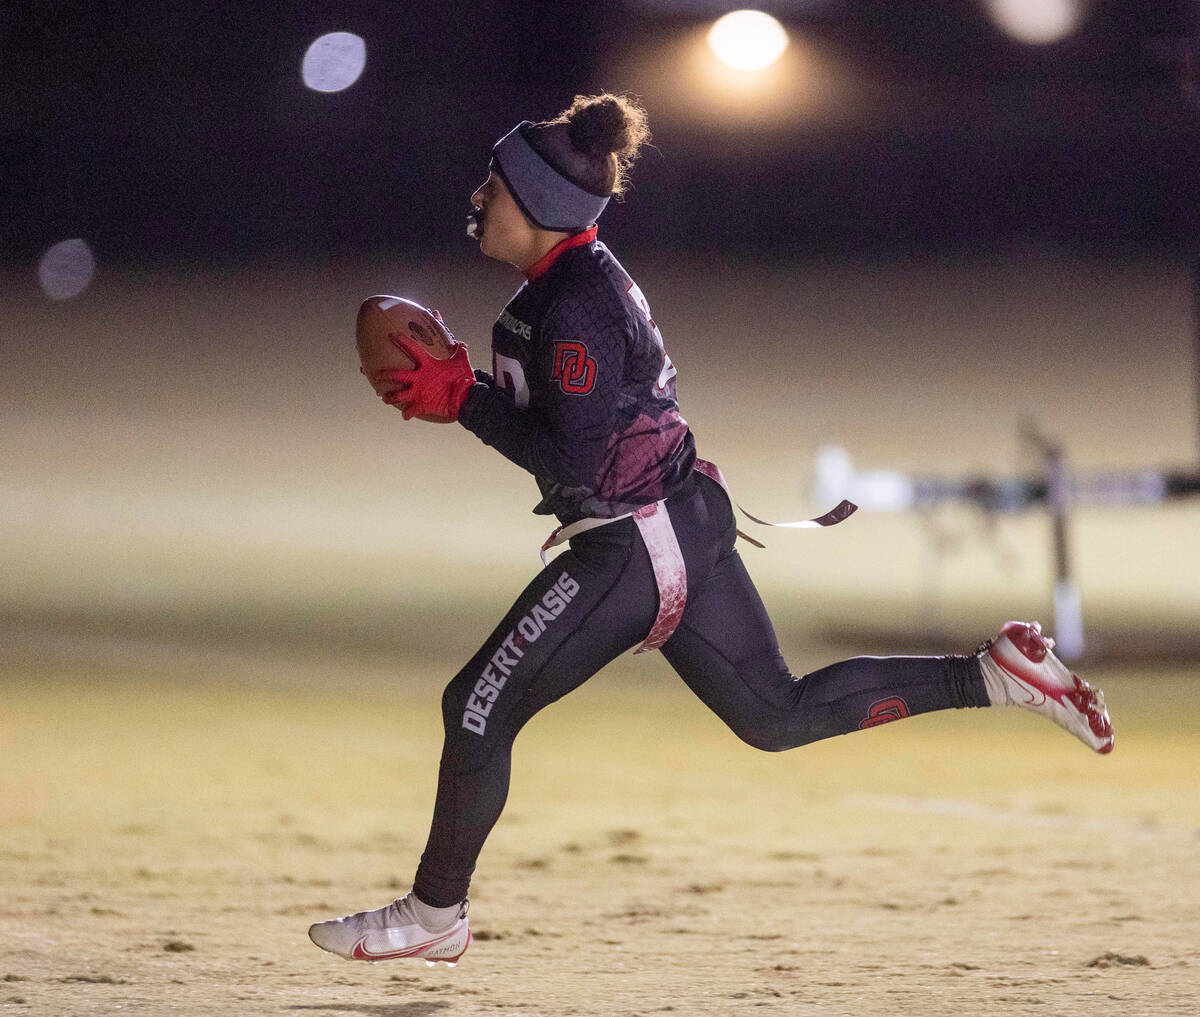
707, 10, 789, 71
302, 32, 366, 92
983, 0, 1084, 45
38, 239, 95, 300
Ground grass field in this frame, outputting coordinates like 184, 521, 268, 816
2, 255, 1199, 1014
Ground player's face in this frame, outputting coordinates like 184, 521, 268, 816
469, 170, 536, 267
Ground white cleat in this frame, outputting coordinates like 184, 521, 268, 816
308, 893, 471, 964
978, 621, 1114, 754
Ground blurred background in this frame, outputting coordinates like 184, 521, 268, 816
5, 0, 1200, 680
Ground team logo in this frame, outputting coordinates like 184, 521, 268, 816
552, 341, 597, 395
859, 697, 910, 729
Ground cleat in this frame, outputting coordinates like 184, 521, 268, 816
425, 960, 436, 968
978, 621, 1114, 754
308, 893, 471, 964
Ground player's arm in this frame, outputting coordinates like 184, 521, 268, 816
458, 294, 627, 488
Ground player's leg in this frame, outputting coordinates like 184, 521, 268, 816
310, 520, 658, 962
412, 522, 656, 908
660, 472, 985, 747
661, 542, 988, 749
664, 473, 1112, 753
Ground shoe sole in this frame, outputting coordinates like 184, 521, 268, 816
990, 623, 1114, 754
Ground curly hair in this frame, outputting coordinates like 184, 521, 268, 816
533, 92, 651, 199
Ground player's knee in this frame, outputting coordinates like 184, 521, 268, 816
440, 670, 476, 732
436, 672, 498, 769
743, 730, 792, 753
726, 714, 792, 753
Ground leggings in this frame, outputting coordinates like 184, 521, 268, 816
413, 472, 988, 906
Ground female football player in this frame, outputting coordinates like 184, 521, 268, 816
309, 93, 1113, 966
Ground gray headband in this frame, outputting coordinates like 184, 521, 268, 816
491, 122, 610, 232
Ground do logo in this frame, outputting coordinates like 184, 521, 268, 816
552, 341, 597, 395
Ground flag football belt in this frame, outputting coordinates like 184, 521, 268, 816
540, 460, 857, 655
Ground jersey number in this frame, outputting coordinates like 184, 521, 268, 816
626, 279, 677, 394
494, 352, 530, 408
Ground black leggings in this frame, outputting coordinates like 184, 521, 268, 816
413, 473, 988, 906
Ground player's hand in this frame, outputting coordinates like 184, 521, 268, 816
378, 336, 475, 422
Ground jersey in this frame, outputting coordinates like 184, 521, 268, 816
458, 227, 696, 524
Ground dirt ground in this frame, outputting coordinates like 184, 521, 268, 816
3, 257, 1199, 1015
2, 651, 1197, 1017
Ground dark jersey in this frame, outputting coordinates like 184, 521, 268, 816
459, 227, 695, 524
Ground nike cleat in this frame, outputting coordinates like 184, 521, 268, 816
308, 893, 471, 964
978, 620, 1114, 754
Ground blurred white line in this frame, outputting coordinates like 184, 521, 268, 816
848, 793, 1194, 842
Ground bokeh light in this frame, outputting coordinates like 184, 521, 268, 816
301, 32, 366, 92
37, 238, 96, 300
707, 10, 790, 71
983, 0, 1085, 45
605, 23, 849, 131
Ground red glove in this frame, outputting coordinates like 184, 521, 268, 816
378, 335, 476, 422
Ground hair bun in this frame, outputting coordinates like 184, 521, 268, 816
536, 93, 651, 200
567, 96, 633, 158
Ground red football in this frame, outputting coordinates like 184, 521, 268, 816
355, 295, 456, 423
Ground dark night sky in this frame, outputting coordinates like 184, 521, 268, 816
7, 0, 1200, 266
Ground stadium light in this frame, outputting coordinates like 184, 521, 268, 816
38, 238, 95, 300
602, 20, 848, 130
301, 32, 366, 92
707, 10, 790, 71
982, 0, 1086, 45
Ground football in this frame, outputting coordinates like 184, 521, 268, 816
355, 295, 457, 422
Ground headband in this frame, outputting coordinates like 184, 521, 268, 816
491, 121, 611, 232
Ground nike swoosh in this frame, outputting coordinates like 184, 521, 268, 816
1007, 673, 1046, 707
351, 925, 461, 961
991, 648, 1051, 706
